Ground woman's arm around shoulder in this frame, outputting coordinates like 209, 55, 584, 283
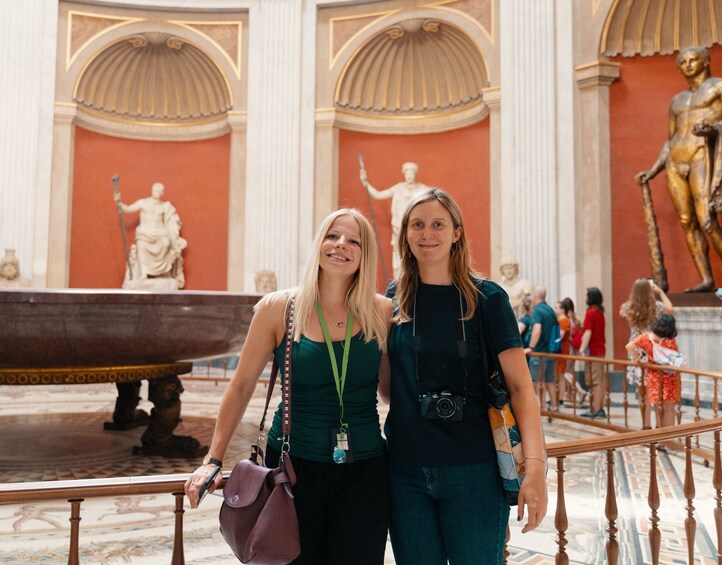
184, 290, 287, 508
377, 294, 394, 404
497, 347, 548, 533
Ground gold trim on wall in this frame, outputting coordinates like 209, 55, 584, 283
422, 0, 494, 44
169, 20, 243, 79
66, 10, 144, 71
329, 10, 400, 69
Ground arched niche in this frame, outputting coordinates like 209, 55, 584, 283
314, 6, 496, 284
48, 6, 248, 290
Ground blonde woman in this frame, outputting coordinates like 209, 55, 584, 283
380, 189, 547, 565
185, 209, 393, 565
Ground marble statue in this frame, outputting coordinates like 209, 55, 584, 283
115, 182, 186, 290
635, 46, 722, 292
360, 161, 429, 277
254, 269, 278, 294
0, 249, 31, 288
498, 257, 532, 316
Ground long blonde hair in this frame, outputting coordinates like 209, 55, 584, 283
287, 208, 387, 350
394, 189, 481, 322
620, 278, 657, 330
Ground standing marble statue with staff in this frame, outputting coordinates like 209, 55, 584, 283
113, 181, 187, 290
635, 46, 722, 292
360, 160, 429, 277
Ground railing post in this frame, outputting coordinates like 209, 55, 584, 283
714, 430, 722, 565
684, 435, 696, 564
648, 444, 661, 565
67, 498, 83, 565
171, 491, 186, 565
695, 375, 701, 448
605, 449, 618, 564
554, 456, 569, 565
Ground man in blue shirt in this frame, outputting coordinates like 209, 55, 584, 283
524, 287, 560, 411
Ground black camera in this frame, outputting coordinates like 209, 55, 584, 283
419, 391, 464, 421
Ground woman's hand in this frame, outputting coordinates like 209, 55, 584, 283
184, 464, 223, 509
516, 460, 548, 533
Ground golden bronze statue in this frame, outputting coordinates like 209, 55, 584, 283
635, 46, 722, 292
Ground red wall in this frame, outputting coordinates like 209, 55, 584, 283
338, 120, 491, 291
610, 47, 722, 357
70, 128, 230, 290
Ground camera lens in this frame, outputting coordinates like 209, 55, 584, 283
435, 397, 456, 419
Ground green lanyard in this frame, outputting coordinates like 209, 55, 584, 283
315, 302, 354, 430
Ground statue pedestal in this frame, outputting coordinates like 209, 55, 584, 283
670, 297, 722, 404
0, 363, 208, 458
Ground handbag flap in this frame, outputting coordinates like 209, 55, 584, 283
222, 459, 272, 508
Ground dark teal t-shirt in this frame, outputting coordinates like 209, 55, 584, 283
267, 333, 385, 463
385, 279, 522, 467
530, 301, 558, 353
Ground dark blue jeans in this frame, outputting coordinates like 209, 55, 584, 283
389, 460, 509, 565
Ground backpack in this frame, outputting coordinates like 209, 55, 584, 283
548, 322, 561, 353
651, 340, 687, 369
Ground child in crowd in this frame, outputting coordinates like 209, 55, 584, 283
625, 314, 682, 429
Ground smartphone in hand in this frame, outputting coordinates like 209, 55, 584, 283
198, 465, 221, 504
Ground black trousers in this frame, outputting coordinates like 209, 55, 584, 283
266, 445, 389, 565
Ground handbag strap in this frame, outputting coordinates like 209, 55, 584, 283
254, 296, 295, 462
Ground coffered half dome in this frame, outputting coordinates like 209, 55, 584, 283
335, 19, 488, 116
74, 32, 232, 123
602, 0, 722, 57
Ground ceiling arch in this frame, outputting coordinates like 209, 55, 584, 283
74, 32, 232, 123
335, 18, 488, 116
601, 0, 722, 57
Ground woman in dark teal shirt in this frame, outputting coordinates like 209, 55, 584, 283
186, 208, 393, 565
379, 189, 547, 565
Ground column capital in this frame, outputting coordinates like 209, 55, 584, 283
53, 102, 77, 123
315, 107, 337, 127
575, 61, 621, 89
482, 85, 501, 109
227, 111, 247, 129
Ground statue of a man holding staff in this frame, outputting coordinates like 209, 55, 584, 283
635, 46, 722, 292
360, 161, 429, 277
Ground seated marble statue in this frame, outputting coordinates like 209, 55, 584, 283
115, 182, 186, 290
0, 249, 31, 288
498, 257, 532, 316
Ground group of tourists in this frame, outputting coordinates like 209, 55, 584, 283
518, 276, 681, 428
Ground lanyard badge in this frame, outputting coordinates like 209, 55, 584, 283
316, 302, 354, 464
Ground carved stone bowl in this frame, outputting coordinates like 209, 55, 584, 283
0, 289, 260, 368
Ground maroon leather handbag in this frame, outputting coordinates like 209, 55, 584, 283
219, 298, 300, 564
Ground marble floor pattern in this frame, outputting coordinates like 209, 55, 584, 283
0, 374, 719, 564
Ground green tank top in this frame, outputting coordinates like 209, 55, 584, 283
267, 333, 385, 462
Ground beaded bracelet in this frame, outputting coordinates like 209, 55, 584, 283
525, 456, 546, 463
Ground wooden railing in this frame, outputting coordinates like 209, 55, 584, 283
3, 418, 722, 564
530, 351, 722, 442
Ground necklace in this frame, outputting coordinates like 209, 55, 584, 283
319, 301, 346, 328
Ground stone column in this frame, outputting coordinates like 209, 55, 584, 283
314, 109, 338, 230
243, 0, 305, 291
499, 0, 560, 298
0, 0, 57, 287
46, 103, 77, 288
482, 86, 502, 274
226, 111, 247, 291
575, 60, 620, 346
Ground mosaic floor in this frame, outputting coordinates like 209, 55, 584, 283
0, 377, 718, 564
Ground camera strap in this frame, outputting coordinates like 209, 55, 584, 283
412, 288, 468, 401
